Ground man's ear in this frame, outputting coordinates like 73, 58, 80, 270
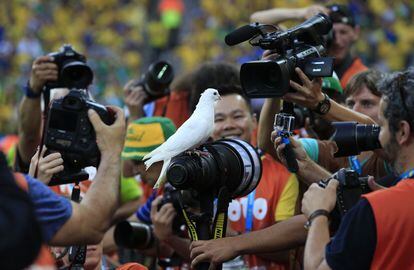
251, 113, 258, 129
352, 26, 360, 42
396, 120, 412, 146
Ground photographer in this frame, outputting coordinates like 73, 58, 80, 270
123, 61, 191, 128
0, 151, 43, 269
302, 68, 414, 269
26, 105, 126, 246
190, 85, 299, 269
117, 117, 193, 266
250, 3, 367, 89
258, 67, 392, 182
16, 55, 58, 173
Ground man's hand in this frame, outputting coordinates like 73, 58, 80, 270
29, 56, 58, 93
190, 238, 239, 268
302, 180, 339, 218
150, 196, 176, 242
301, 5, 329, 19
271, 133, 311, 171
88, 106, 126, 158
123, 80, 149, 120
29, 146, 64, 184
368, 176, 386, 191
284, 67, 325, 110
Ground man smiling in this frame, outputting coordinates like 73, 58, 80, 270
209, 87, 299, 270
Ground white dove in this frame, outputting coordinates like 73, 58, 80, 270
143, 88, 221, 188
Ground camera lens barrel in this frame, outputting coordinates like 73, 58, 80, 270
331, 122, 381, 157
142, 61, 174, 98
166, 138, 262, 199
114, 221, 154, 250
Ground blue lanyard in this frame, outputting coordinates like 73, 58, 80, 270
348, 156, 362, 175
245, 190, 255, 232
394, 168, 414, 184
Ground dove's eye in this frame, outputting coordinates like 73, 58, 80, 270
213, 92, 217, 95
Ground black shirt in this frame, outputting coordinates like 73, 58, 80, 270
325, 198, 376, 269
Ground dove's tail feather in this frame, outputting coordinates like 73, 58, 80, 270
153, 158, 171, 188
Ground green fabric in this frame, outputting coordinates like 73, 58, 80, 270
120, 176, 142, 204
6, 145, 16, 168
322, 76, 343, 94
299, 138, 319, 163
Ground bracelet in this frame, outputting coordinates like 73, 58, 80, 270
304, 209, 329, 230
23, 81, 41, 98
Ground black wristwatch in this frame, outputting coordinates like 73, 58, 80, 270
313, 93, 331, 115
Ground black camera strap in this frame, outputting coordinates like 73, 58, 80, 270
212, 186, 230, 240
174, 191, 198, 241
67, 183, 87, 269
33, 88, 51, 179
203, 144, 231, 239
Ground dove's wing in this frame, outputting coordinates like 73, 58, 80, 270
144, 112, 213, 167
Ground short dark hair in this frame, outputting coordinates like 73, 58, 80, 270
345, 69, 384, 98
378, 67, 414, 134
190, 62, 241, 112
217, 85, 253, 113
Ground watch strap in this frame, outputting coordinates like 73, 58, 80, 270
313, 93, 330, 115
23, 81, 41, 98
304, 209, 330, 230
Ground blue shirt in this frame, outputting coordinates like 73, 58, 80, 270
25, 175, 72, 242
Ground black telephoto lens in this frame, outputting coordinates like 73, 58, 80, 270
114, 221, 154, 250
331, 122, 381, 157
166, 138, 262, 199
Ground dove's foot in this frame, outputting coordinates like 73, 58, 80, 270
185, 149, 209, 158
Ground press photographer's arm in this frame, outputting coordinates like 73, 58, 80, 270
50, 106, 125, 245
302, 180, 339, 270
17, 56, 58, 172
285, 68, 376, 124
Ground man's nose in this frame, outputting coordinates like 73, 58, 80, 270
223, 119, 236, 129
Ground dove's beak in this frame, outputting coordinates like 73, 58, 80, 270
218, 94, 222, 100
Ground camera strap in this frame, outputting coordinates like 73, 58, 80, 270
212, 186, 230, 239
67, 184, 87, 268
174, 191, 198, 241
348, 156, 362, 175
394, 168, 414, 185
245, 190, 256, 232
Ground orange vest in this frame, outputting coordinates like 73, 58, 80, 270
363, 180, 414, 269
340, 57, 368, 89
228, 154, 293, 270
154, 91, 190, 128
14, 173, 56, 268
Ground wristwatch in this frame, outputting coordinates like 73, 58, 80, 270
313, 93, 331, 115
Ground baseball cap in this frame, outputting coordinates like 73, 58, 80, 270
122, 117, 176, 160
328, 4, 356, 27
322, 76, 343, 94
322, 73, 344, 102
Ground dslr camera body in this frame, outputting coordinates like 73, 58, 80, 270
319, 168, 371, 229
47, 44, 93, 90
226, 13, 334, 98
44, 89, 113, 184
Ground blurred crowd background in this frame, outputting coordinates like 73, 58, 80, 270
0, 0, 413, 135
